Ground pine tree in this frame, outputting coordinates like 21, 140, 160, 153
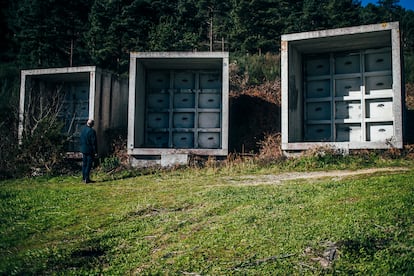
13, 0, 91, 68
86, 0, 157, 73
229, 0, 287, 53
378, 0, 403, 21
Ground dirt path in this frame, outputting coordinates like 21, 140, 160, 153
223, 167, 411, 186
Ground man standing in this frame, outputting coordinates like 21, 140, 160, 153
80, 119, 97, 183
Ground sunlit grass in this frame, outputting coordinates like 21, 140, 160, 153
1, 160, 413, 274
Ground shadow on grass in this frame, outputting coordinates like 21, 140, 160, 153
338, 236, 391, 258
47, 238, 109, 273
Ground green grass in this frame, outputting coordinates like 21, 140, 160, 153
1, 160, 414, 275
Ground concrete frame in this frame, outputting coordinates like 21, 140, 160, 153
19, 66, 128, 156
128, 52, 229, 158
281, 22, 403, 151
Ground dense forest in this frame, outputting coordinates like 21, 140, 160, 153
1, 0, 414, 74
1, 0, 414, 177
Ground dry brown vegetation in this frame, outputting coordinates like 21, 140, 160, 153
229, 79, 414, 159
229, 81, 281, 154
230, 79, 281, 106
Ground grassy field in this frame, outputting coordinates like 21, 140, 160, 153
1, 157, 414, 275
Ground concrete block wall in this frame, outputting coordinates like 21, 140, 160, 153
127, 52, 229, 166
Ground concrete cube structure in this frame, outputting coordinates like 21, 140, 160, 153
128, 52, 229, 166
281, 22, 403, 151
19, 66, 128, 157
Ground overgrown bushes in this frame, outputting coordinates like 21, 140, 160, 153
0, 119, 68, 179
18, 119, 67, 176
0, 67, 68, 179
0, 64, 20, 179
229, 53, 281, 154
230, 53, 280, 89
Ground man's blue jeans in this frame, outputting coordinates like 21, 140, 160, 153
82, 154, 94, 181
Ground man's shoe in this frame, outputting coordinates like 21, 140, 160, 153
85, 179, 95, 184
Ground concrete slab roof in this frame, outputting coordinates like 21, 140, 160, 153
281, 22, 398, 54
21, 66, 97, 82
130, 52, 228, 70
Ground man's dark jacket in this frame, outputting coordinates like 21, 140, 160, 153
80, 126, 97, 155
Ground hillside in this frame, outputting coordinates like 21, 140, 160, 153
1, 158, 413, 274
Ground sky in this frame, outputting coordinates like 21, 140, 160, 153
361, 0, 414, 11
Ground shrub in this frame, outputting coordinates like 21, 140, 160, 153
18, 118, 67, 176
0, 102, 19, 179
230, 53, 280, 89
404, 144, 414, 159
109, 132, 129, 167
97, 130, 129, 175
257, 132, 285, 162
406, 83, 414, 110
404, 52, 414, 84
285, 145, 349, 170
0, 64, 20, 179
100, 156, 121, 173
